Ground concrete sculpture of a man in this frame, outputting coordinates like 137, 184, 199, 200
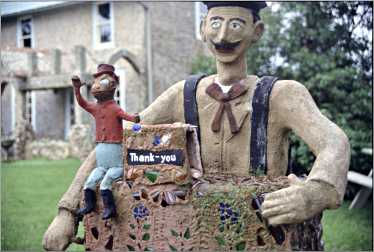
43, 2, 350, 251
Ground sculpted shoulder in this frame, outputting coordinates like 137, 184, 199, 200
270, 79, 312, 110
164, 79, 186, 95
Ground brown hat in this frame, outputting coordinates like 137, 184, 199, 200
93, 63, 119, 82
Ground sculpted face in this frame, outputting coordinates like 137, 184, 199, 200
91, 73, 117, 101
201, 7, 264, 63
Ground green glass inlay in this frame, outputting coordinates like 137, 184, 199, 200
127, 245, 135, 251
235, 241, 246, 251
142, 233, 150, 241
169, 244, 177, 251
184, 227, 191, 240
144, 171, 159, 183
215, 236, 225, 246
171, 229, 179, 237
129, 234, 136, 240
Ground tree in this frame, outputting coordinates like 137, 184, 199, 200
191, 2, 373, 198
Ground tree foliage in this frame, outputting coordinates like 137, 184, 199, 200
191, 2, 373, 198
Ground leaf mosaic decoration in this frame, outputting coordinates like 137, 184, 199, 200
142, 233, 150, 241
215, 236, 226, 246
184, 227, 191, 240
127, 204, 152, 251
144, 171, 159, 183
127, 245, 135, 251
168, 226, 192, 251
171, 229, 179, 238
169, 244, 177, 251
235, 241, 246, 251
129, 234, 136, 240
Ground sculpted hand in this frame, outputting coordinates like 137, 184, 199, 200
134, 113, 141, 123
261, 174, 339, 226
42, 209, 77, 251
72, 75, 83, 88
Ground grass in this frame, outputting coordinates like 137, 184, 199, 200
1, 159, 373, 251
322, 201, 372, 251
1, 158, 84, 251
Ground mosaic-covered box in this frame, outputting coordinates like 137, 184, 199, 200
81, 124, 323, 251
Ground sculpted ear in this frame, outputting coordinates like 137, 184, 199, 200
200, 18, 207, 42
252, 21, 265, 43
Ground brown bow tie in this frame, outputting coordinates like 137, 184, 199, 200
206, 82, 248, 134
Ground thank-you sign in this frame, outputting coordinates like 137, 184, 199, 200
127, 149, 185, 166
123, 124, 203, 185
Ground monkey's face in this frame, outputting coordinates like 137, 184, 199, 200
91, 74, 118, 101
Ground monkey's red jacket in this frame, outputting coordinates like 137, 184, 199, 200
74, 87, 138, 143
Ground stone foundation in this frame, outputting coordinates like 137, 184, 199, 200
68, 124, 95, 161
25, 139, 70, 160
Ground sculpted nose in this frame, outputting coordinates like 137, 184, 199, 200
217, 22, 229, 42
92, 82, 100, 90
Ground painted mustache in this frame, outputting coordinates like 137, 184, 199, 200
212, 40, 241, 51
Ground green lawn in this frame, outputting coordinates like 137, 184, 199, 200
1, 159, 372, 251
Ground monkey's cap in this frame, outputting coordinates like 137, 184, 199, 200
93, 63, 119, 83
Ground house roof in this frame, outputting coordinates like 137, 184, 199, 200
1, 2, 76, 17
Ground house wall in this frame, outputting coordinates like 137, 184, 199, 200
1, 2, 206, 141
1, 16, 18, 48
147, 2, 205, 98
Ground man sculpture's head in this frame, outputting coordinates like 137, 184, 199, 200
91, 64, 119, 101
201, 2, 267, 63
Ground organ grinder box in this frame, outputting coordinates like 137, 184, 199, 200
82, 124, 323, 251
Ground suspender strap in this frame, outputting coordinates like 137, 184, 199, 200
250, 76, 278, 175
183, 74, 206, 141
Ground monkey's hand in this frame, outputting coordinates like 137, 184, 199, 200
261, 174, 340, 226
72, 76, 83, 88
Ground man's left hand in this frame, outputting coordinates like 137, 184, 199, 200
261, 174, 337, 226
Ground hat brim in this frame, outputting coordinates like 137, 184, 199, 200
93, 71, 116, 78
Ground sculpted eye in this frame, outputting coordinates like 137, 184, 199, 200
211, 20, 221, 29
99, 78, 110, 86
230, 20, 243, 30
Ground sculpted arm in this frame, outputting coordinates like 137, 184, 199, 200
262, 80, 350, 225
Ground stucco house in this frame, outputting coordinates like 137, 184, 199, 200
1, 1, 208, 146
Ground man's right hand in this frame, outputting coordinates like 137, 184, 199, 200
72, 75, 83, 88
42, 208, 77, 251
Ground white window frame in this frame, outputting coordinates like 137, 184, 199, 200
64, 88, 75, 140
10, 85, 16, 131
26, 91, 36, 131
114, 68, 126, 109
92, 2, 115, 50
114, 67, 126, 127
194, 2, 207, 40
17, 16, 35, 48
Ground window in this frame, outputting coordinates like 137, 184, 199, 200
195, 2, 208, 40
93, 2, 114, 49
17, 17, 34, 48
25, 91, 36, 130
11, 85, 16, 131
